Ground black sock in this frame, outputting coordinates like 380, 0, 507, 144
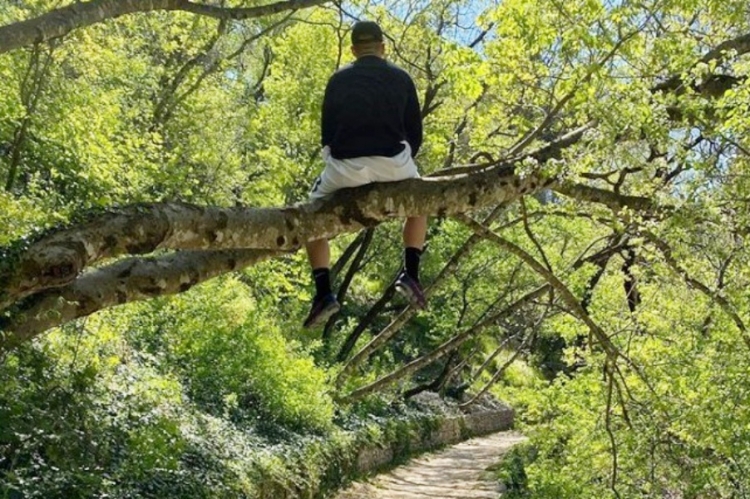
404, 247, 422, 282
312, 268, 332, 299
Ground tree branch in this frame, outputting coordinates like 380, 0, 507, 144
340, 285, 551, 403
652, 32, 750, 95
335, 279, 397, 363
1, 249, 279, 348
459, 329, 536, 409
0, 0, 328, 55
645, 232, 750, 349
454, 213, 619, 357
604, 363, 622, 499
0, 163, 548, 311
322, 228, 374, 341
402, 350, 458, 399
336, 203, 508, 379
553, 182, 657, 212
329, 230, 368, 280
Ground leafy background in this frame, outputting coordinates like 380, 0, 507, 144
2, 0, 750, 497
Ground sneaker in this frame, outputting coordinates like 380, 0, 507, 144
303, 293, 341, 329
395, 272, 427, 310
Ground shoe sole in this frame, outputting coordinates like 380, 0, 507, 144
303, 302, 341, 329
395, 283, 426, 310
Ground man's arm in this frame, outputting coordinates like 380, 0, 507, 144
321, 78, 335, 148
404, 77, 423, 157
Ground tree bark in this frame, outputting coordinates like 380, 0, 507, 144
0, 249, 278, 348
1, 127, 591, 315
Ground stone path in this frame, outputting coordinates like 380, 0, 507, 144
333, 431, 526, 499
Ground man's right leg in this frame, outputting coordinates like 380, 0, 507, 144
396, 215, 428, 309
303, 238, 340, 329
403, 216, 427, 253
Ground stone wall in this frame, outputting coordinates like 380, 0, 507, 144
354, 408, 515, 474
255, 406, 515, 499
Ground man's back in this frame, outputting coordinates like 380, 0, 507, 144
303, 21, 429, 329
321, 56, 422, 160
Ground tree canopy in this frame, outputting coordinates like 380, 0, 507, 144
2, 0, 750, 497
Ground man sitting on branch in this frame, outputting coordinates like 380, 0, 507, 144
303, 21, 428, 328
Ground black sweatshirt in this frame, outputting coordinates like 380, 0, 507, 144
321, 56, 423, 160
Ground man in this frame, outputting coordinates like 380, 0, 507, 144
303, 20, 428, 329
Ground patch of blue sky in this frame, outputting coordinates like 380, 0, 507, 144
340, 0, 500, 48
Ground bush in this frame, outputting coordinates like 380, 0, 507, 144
123, 277, 335, 432
494, 443, 535, 498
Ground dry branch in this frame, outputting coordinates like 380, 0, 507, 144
341, 285, 551, 402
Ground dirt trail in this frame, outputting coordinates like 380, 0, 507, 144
333, 431, 526, 499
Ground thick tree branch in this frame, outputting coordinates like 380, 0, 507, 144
0, 0, 328, 55
3, 132, 581, 316
0, 249, 279, 348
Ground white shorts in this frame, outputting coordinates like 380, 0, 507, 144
309, 141, 420, 200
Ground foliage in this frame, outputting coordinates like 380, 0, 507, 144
121, 277, 335, 432
0, 325, 455, 498
3, 0, 750, 497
